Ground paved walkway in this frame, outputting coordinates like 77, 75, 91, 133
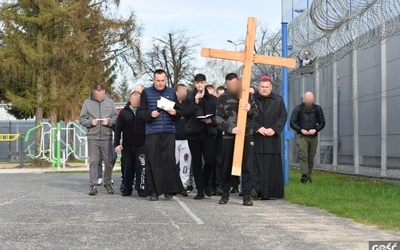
0, 170, 399, 249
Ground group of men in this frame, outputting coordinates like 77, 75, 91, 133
79, 69, 325, 206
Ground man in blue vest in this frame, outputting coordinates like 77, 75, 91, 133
138, 69, 184, 201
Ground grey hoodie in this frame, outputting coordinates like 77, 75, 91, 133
79, 93, 117, 140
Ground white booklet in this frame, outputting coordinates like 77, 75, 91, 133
157, 97, 175, 110
197, 114, 214, 119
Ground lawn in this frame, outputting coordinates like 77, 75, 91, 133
285, 168, 400, 231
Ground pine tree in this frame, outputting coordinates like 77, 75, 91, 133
0, 0, 142, 159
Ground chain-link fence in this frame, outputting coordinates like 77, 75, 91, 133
287, 28, 400, 178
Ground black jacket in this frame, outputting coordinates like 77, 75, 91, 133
216, 91, 258, 136
290, 103, 325, 138
253, 92, 287, 154
175, 100, 189, 140
114, 102, 146, 147
183, 89, 218, 138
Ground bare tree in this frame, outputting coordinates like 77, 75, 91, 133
251, 25, 284, 92
143, 29, 198, 88
201, 59, 237, 87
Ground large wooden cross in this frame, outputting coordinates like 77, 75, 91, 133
201, 17, 296, 176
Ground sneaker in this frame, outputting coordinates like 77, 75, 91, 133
219, 193, 229, 204
301, 174, 308, 184
179, 189, 188, 197
187, 185, 194, 193
111, 179, 114, 185
149, 193, 158, 201
243, 195, 253, 206
104, 184, 114, 194
120, 184, 125, 193
239, 187, 243, 197
89, 185, 98, 196
97, 178, 103, 186
137, 189, 147, 197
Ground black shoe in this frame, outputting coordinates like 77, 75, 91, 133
219, 193, 229, 204
187, 185, 194, 193
216, 186, 224, 196
179, 189, 188, 197
239, 187, 243, 197
89, 185, 98, 196
120, 184, 125, 193
194, 192, 205, 199
104, 184, 114, 194
250, 189, 259, 199
121, 191, 132, 197
164, 194, 173, 199
137, 189, 147, 197
149, 193, 158, 201
309, 178, 312, 184
230, 186, 239, 194
301, 174, 308, 184
204, 187, 212, 197
243, 195, 253, 206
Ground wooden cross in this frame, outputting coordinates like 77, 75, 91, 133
201, 17, 296, 176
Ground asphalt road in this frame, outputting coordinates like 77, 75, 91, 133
0, 173, 399, 250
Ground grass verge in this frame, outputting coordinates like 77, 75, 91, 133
285, 168, 400, 231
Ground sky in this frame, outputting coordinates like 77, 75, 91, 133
119, 0, 283, 52
117, 1, 285, 85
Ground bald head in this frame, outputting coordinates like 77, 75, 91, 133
303, 91, 315, 107
134, 84, 144, 93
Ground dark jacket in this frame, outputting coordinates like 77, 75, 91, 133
183, 89, 218, 138
114, 102, 145, 147
175, 100, 189, 140
290, 103, 325, 138
79, 94, 117, 140
253, 92, 288, 154
138, 85, 182, 135
216, 91, 258, 136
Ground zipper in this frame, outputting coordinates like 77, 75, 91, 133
99, 102, 102, 140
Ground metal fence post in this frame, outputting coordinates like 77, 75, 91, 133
19, 133, 24, 169
333, 56, 339, 169
352, 47, 360, 174
381, 24, 387, 177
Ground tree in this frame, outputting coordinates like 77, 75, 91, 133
117, 75, 131, 102
0, 0, 142, 160
143, 29, 198, 88
201, 59, 236, 87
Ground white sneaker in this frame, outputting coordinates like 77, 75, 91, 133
111, 179, 114, 185
97, 178, 103, 186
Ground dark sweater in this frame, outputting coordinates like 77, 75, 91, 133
114, 102, 146, 147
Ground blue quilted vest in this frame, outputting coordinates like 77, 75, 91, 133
144, 86, 176, 135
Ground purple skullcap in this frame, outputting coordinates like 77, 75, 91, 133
259, 75, 271, 82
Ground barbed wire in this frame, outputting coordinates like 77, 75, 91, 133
285, 0, 400, 67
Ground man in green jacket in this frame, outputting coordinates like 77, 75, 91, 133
80, 84, 117, 195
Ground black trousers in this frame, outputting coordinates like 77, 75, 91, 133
210, 132, 223, 188
122, 145, 146, 193
188, 135, 216, 193
221, 135, 254, 196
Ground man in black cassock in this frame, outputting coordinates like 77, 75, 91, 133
138, 69, 184, 201
252, 75, 288, 199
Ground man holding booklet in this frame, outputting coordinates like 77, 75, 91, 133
138, 69, 184, 201
183, 74, 218, 199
